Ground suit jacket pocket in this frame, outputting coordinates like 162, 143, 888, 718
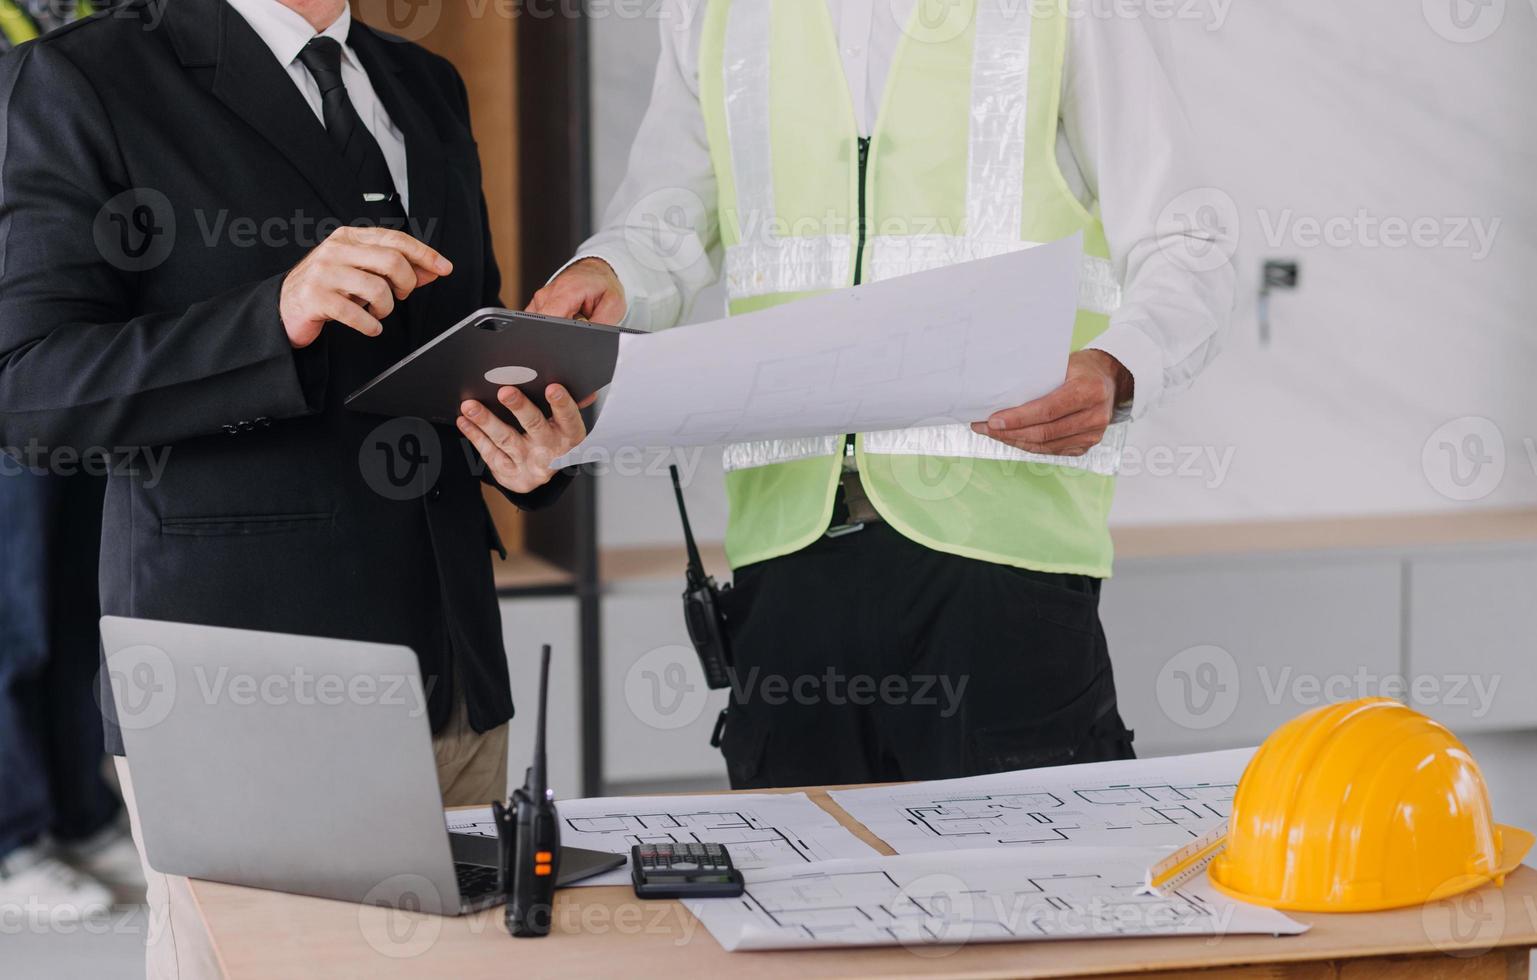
159, 511, 334, 537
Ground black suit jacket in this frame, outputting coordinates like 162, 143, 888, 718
0, 0, 552, 752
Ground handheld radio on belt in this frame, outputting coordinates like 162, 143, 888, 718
669, 465, 734, 689
493, 644, 560, 937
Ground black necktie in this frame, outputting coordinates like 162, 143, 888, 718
296, 36, 405, 220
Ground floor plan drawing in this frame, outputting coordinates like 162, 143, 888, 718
829, 748, 1255, 854
446, 793, 879, 887
684, 847, 1305, 951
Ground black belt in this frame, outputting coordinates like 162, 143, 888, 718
826, 468, 882, 538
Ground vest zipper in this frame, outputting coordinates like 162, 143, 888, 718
840, 136, 874, 512
852, 136, 871, 286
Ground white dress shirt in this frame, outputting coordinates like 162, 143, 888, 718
223, 0, 410, 212
573, 0, 1236, 418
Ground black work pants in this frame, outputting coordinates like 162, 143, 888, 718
716, 523, 1134, 788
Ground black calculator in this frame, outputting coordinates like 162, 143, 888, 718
630, 843, 745, 899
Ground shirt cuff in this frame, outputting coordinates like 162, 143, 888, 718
1085, 321, 1166, 421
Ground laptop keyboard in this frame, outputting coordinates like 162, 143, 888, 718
455, 862, 503, 902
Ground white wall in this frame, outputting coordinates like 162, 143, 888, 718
586, 0, 1537, 547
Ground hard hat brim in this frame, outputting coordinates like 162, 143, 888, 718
1207, 824, 1535, 914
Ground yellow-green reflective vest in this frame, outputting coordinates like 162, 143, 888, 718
0, 0, 40, 47
0, 0, 96, 50
699, 0, 1128, 577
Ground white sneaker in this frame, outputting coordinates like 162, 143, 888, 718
59, 818, 147, 903
0, 843, 115, 923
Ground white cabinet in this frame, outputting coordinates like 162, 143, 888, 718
498, 597, 582, 797
1101, 558, 1403, 756
600, 590, 732, 788
1407, 553, 1537, 733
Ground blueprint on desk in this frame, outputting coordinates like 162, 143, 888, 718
828, 748, 1255, 855
446, 792, 879, 887
684, 846, 1305, 951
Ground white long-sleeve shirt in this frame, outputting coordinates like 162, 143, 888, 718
571, 0, 1235, 418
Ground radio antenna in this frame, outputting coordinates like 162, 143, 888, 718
669, 465, 706, 583
530, 644, 550, 798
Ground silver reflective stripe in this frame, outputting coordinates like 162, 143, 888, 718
721, 0, 776, 244
862, 420, 1126, 477
724, 421, 1126, 476
724, 236, 852, 299
965, 0, 1032, 242
722, 435, 841, 471
1079, 254, 1122, 316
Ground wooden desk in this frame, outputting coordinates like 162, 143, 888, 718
187, 788, 1537, 979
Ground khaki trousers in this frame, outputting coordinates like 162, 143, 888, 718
117, 700, 508, 980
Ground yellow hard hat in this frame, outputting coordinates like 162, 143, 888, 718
1208, 697, 1533, 912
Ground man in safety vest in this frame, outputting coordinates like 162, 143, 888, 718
534, 0, 1236, 786
0, 0, 93, 51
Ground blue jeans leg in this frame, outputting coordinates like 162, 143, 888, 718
0, 467, 116, 858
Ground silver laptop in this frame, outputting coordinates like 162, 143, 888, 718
100, 616, 622, 914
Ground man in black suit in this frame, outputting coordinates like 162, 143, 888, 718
0, 0, 582, 970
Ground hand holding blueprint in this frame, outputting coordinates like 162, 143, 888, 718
554, 234, 1084, 466
685, 847, 1305, 951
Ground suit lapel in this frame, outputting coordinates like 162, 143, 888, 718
166, 0, 359, 220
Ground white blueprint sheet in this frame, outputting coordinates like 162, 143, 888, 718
829, 749, 1255, 855
445, 792, 879, 888
685, 847, 1306, 951
553, 234, 1083, 466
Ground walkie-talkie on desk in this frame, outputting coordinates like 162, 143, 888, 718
493, 644, 561, 937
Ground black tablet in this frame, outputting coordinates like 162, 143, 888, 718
345, 308, 637, 426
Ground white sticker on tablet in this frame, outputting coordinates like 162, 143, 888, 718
484, 366, 538, 386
